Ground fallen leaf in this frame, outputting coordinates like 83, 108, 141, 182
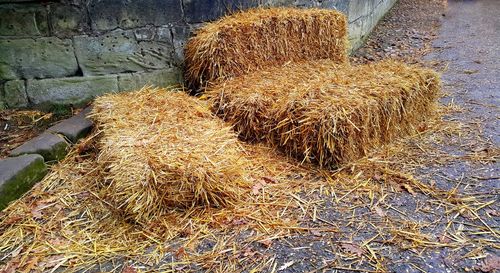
402, 184, 417, 196
0, 261, 19, 273
31, 207, 43, 219
175, 247, 186, 259
2, 215, 22, 226
310, 229, 322, 237
260, 239, 273, 248
278, 261, 295, 271
373, 205, 386, 217
252, 181, 266, 195
372, 173, 383, 181
241, 247, 258, 257
262, 176, 278, 184
231, 217, 248, 226
122, 265, 138, 273
477, 255, 500, 272
485, 209, 500, 217
463, 69, 479, 74
38, 254, 65, 269
341, 243, 365, 257
23, 256, 40, 273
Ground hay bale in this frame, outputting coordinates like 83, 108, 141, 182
208, 60, 441, 167
185, 7, 348, 90
92, 87, 249, 223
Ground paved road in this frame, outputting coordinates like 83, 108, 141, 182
427, 0, 499, 144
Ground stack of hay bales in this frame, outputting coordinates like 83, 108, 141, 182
185, 8, 348, 90
91, 87, 250, 223
185, 7, 441, 167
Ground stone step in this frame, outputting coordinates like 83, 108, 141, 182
47, 107, 93, 143
0, 154, 47, 210
10, 132, 69, 162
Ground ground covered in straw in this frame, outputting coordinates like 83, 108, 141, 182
0, 0, 498, 273
0, 110, 74, 158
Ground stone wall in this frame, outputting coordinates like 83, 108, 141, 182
0, 0, 396, 110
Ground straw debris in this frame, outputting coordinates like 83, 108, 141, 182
92, 87, 250, 223
185, 7, 349, 90
208, 59, 441, 167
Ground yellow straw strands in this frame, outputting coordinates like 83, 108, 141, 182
185, 7, 349, 90
208, 60, 441, 167
92, 87, 250, 223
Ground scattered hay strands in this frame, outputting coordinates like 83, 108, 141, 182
185, 7, 348, 90
0, 93, 497, 272
209, 59, 441, 167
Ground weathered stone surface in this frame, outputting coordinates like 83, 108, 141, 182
47, 107, 93, 143
48, 3, 89, 37
183, 0, 259, 23
0, 38, 79, 81
0, 154, 47, 210
74, 29, 175, 76
347, 0, 397, 50
26, 75, 119, 108
10, 133, 69, 162
157, 25, 193, 64
88, 0, 183, 31
348, 0, 375, 20
319, 0, 350, 14
4, 80, 28, 108
0, 4, 48, 36
117, 68, 182, 91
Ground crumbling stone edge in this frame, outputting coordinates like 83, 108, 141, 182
0, 106, 93, 211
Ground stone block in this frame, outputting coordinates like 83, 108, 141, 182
0, 38, 79, 81
319, 0, 350, 15
348, 0, 375, 22
183, 0, 259, 23
49, 4, 89, 37
117, 68, 182, 91
134, 26, 156, 42
27, 75, 118, 108
88, 0, 183, 31
4, 80, 28, 108
0, 154, 47, 210
10, 133, 68, 162
47, 107, 93, 143
157, 25, 193, 64
0, 4, 48, 36
74, 29, 175, 76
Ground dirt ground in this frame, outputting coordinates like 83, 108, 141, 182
0, 109, 77, 158
0, 0, 498, 273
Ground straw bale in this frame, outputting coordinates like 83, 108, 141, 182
208, 60, 441, 167
91, 87, 250, 222
185, 7, 349, 90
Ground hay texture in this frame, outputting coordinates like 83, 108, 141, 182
185, 7, 348, 90
92, 87, 249, 223
208, 60, 441, 167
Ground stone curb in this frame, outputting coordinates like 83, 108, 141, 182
10, 132, 69, 162
0, 154, 47, 210
47, 107, 93, 143
0, 106, 94, 211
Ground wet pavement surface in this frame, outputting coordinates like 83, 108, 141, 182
267, 1, 500, 272
426, 0, 499, 144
